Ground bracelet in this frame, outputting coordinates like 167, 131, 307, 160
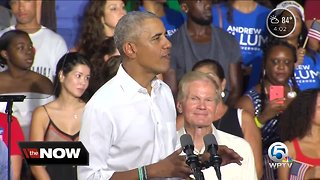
254, 116, 264, 128
138, 167, 143, 180
143, 166, 148, 180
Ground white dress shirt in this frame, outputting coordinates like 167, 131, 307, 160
177, 125, 257, 180
78, 65, 177, 180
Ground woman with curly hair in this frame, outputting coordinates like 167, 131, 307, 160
278, 89, 320, 180
75, 0, 126, 58
87, 37, 121, 98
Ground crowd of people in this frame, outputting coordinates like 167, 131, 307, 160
0, 0, 319, 180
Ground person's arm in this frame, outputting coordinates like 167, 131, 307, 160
110, 148, 191, 180
78, 105, 191, 180
29, 107, 51, 180
37, 75, 54, 95
278, 141, 295, 180
236, 90, 287, 125
11, 155, 22, 180
78, 103, 191, 179
163, 68, 178, 99
11, 117, 25, 180
78, 104, 114, 180
295, 47, 306, 67
163, 42, 179, 99
235, 95, 255, 116
226, 62, 243, 107
197, 144, 243, 166
241, 110, 263, 179
255, 97, 287, 124
217, 145, 243, 166
306, 19, 320, 52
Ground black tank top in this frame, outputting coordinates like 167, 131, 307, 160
213, 108, 243, 138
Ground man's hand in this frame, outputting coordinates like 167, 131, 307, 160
217, 145, 243, 166
295, 47, 305, 67
148, 148, 192, 179
199, 145, 243, 166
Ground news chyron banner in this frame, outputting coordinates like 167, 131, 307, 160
19, 141, 89, 165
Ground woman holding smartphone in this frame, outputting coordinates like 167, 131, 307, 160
236, 39, 300, 180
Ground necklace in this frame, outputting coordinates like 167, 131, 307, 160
73, 114, 78, 119
287, 85, 297, 98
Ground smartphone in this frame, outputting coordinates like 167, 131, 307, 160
269, 85, 284, 104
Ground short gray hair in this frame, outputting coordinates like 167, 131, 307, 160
114, 11, 159, 56
177, 71, 221, 103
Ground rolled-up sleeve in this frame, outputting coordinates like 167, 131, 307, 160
77, 102, 115, 180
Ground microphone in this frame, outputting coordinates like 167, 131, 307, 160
180, 134, 204, 180
204, 134, 222, 180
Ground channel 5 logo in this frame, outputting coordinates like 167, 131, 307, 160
268, 142, 293, 169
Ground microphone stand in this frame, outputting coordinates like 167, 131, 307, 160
210, 153, 222, 180
180, 134, 205, 180
203, 134, 222, 180
202, 153, 222, 180
0, 95, 26, 180
185, 154, 204, 180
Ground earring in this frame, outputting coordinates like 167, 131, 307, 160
298, 35, 303, 44
221, 91, 225, 98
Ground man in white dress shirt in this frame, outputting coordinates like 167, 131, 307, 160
176, 71, 257, 180
78, 11, 243, 180
78, 11, 191, 180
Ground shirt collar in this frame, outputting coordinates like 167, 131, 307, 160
116, 64, 163, 98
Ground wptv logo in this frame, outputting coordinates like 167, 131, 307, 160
268, 142, 293, 169
19, 142, 88, 165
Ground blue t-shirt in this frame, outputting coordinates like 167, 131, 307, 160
295, 53, 320, 91
56, 1, 88, 49
212, 3, 271, 90
139, 6, 185, 37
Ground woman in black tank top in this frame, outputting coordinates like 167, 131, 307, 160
29, 53, 92, 180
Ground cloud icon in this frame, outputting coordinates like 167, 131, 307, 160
270, 15, 279, 24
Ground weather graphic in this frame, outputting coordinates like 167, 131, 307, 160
266, 8, 295, 38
